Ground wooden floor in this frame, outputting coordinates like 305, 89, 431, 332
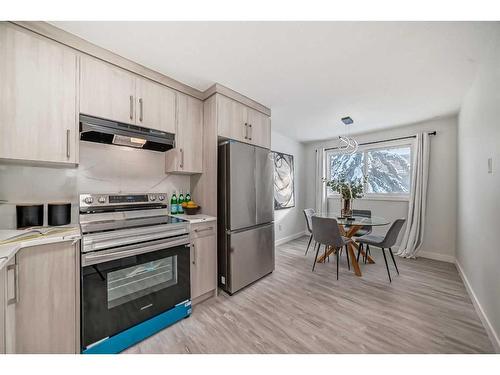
125, 236, 493, 354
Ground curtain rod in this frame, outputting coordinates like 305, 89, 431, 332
324, 131, 437, 152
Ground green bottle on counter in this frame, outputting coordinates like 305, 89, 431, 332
178, 190, 184, 214
185, 191, 191, 203
170, 192, 178, 214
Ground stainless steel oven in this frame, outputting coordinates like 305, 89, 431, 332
79, 193, 191, 352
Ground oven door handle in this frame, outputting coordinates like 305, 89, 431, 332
82, 235, 189, 266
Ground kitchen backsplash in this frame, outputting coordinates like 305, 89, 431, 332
0, 142, 189, 228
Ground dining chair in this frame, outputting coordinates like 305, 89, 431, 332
303, 208, 316, 255
355, 219, 406, 282
352, 209, 373, 237
311, 216, 352, 279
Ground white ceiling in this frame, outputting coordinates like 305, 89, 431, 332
52, 21, 499, 142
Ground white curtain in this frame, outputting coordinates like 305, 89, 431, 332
315, 148, 327, 213
397, 132, 431, 258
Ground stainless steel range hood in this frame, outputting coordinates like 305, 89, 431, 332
79, 114, 175, 152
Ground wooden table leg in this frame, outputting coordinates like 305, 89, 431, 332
348, 241, 362, 276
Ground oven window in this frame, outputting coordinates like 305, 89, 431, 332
107, 255, 178, 309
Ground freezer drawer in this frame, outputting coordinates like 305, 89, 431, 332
226, 223, 275, 294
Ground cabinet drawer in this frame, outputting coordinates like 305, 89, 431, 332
190, 222, 216, 239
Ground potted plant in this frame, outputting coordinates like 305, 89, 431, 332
324, 174, 367, 217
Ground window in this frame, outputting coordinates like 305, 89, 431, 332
326, 142, 412, 199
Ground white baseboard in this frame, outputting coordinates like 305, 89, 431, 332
417, 250, 456, 263
275, 231, 307, 246
455, 260, 500, 353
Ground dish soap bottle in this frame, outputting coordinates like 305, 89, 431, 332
170, 192, 178, 215
178, 190, 184, 214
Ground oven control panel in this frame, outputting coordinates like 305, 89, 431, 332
80, 193, 167, 210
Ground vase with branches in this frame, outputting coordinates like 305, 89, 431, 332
324, 174, 367, 217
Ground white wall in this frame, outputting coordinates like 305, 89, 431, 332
0, 142, 190, 228
271, 130, 307, 244
457, 33, 500, 351
303, 115, 458, 262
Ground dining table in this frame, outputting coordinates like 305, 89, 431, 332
313, 213, 390, 276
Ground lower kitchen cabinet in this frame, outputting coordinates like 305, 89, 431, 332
190, 223, 217, 303
0, 261, 6, 354
4, 240, 79, 354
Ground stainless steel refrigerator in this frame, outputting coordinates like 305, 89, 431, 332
218, 140, 275, 294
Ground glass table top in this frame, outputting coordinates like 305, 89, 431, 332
314, 212, 390, 227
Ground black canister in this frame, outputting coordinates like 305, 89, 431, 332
48, 203, 71, 226
16, 204, 44, 229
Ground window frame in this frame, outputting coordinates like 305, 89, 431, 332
325, 138, 414, 201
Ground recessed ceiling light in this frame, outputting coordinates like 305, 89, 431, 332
341, 116, 353, 125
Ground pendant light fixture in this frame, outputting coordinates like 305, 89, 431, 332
338, 116, 358, 155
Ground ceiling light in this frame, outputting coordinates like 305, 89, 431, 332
338, 116, 358, 155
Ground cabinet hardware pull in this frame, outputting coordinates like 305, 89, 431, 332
180, 148, 184, 169
7, 262, 19, 305
66, 129, 71, 158
244, 122, 248, 139
139, 98, 143, 122
192, 243, 196, 265
129, 95, 134, 120
194, 226, 214, 233
249, 123, 253, 140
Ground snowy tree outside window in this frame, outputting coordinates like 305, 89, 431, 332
327, 144, 412, 197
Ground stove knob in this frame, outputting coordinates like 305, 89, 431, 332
158, 195, 165, 201
98, 196, 106, 204
149, 195, 156, 201
84, 196, 94, 204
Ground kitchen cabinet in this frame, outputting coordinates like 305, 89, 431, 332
0, 261, 6, 354
216, 94, 271, 149
80, 54, 177, 133
166, 93, 203, 174
0, 23, 79, 164
5, 240, 79, 354
190, 222, 217, 303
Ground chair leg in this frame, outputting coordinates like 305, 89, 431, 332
381, 248, 392, 282
305, 234, 313, 255
326, 245, 330, 262
365, 244, 370, 264
356, 243, 362, 263
345, 245, 350, 270
312, 242, 321, 272
336, 247, 339, 280
389, 248, 399, 275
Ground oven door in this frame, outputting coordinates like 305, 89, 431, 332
81, 235, 190, 350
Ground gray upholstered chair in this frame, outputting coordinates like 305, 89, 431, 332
356, 219, 406, 282
303, 208, 316, 255
311, 216, 352, 279
352, 209, 373, 237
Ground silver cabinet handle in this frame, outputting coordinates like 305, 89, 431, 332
139, 98, 143, 122
66, 129, 70, 158
248, 123, 253, 140
194, 226, 214, 233
180, 148, 184, 169
244, 122, 248, 139
7, 262, 19, 305
129, 95, 134, 120
192, 243, 196, 265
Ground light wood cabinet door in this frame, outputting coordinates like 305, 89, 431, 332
0, 262, 5, 354
135, 77, 176, 133
0, 23, 79, 164
190, 234, 217, 300
7, 241, 78, 354
247, 108, 271, 149
217, 94, 247, 142
80, 54, 136, 125
166, 93, 203, 174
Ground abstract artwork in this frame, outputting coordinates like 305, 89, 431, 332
273, 151, 295, 210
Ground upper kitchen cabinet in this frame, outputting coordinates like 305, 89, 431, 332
0, 23, 79, 164
135, 77, 176, 133
165, 93, 203, 174
80, 54, 136, 125
80, 54, 177, 133
216, 94, 271, 149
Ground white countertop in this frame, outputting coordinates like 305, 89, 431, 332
169, 214, 217, 224
0, 226, 81, 269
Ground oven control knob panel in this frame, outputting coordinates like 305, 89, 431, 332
98, 196, 106, 204
149, 195, 156, 201
84, 196, 94, 204
158, 195, 165, 201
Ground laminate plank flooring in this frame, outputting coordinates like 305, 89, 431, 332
125, 236, 494, 353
